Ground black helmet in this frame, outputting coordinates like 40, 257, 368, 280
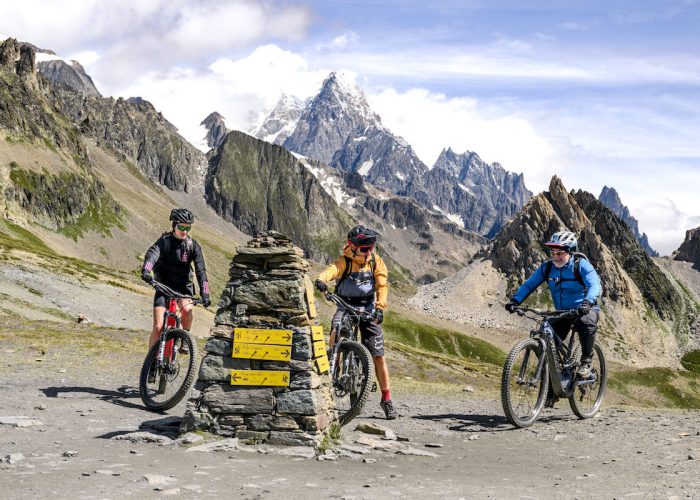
347, 225, 378, 247
169, 208, 194, 224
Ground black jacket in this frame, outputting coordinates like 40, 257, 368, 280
142, 233, 209, 295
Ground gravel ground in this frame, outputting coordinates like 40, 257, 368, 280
0, 262, 214, 338
1, 340, 698, 499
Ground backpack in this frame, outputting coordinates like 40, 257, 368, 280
335, 253, 376, 293
544, 252, 588, 287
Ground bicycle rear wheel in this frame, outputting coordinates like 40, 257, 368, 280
501, 338, 548, 428
332, 340, 374, 426
568, 342, 607, 419
139, 328, 198, 412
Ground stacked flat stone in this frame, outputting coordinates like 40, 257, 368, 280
181, 231, 335, 446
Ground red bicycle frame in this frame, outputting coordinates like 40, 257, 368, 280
161, 298, 179, 360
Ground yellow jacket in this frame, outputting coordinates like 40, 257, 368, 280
317, 245, 389, 310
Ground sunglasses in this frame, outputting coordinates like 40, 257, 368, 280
176, 225, 191, 232
354, 244, 374, 253
550, 249, 568, 256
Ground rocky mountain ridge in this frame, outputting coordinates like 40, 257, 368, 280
201, 112, 229, 150
411, 176, 699, 367
674, 226, 700, 270
599, 186, 658, 257
259, 72, 531, 238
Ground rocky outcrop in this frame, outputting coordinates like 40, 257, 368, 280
469, 175, 698, 364
201, 111, 228, 149
574, 189, 679, 319
0, 38, 20, 68
599, 186, 658, 256
6, 164, 122, 238
484, 176, 682, 321
205, 131, 352, 261
36, 58, 101, 97
674, 227, 700, 270
0, 41, 87, 161
55, 91, 205, 193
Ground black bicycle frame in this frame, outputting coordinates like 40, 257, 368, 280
325, 293, 373, 378
525, 316, 598, 398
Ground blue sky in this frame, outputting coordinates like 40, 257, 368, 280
1, 0, 699, 254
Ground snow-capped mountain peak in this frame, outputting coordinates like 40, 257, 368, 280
251, 93, 305, 146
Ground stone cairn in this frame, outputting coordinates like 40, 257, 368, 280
181, 231, 335, 447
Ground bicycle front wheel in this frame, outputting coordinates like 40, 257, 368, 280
139, 328, 198, 412
501, 338, 548, 428
332, 340, 374, 426
569, 342, 607, 419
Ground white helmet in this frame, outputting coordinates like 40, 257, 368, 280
545, 230, 577, 251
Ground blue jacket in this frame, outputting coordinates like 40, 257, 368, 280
512, 257, 601, 310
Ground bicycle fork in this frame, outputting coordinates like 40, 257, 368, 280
517, 338, 547, 389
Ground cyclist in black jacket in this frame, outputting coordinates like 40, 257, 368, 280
141, 208, 210, 348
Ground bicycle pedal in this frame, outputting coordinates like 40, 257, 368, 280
370, 381, 377, 392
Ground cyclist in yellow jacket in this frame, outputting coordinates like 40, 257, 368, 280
315, 225, 397, 420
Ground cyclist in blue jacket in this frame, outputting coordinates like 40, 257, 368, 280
505, 230, 602, 386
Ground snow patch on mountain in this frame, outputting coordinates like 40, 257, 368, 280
295, 154, 354, 207
358, 159, 374, 176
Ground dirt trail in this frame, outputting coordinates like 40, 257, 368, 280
1, 344, 698, 499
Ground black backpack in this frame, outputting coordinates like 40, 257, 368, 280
544, 252, 588, 286
335, 253, 377, 293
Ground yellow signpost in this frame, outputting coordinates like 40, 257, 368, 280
304, 275, 318, 318
312, 339, 326, 359
316, 356, 330, 374
230, 370, 290, 386
311, 325, 324, 341
232, 344, 291, 361
233, 328, 293, 345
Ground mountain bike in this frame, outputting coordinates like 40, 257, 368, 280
501, 306, 607, 428
322, 292, 376, 426
139, 281, 201, 412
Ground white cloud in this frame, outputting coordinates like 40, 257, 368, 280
366, 87, 561, 179
115, 44, 328, 151
209, 45, 326, 108
0, 0, 313, 87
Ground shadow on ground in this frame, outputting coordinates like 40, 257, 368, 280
41, 385, 144, 410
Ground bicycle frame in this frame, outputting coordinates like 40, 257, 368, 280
519, 309, 599, 399
152, 281, 200, 368
159, 297, 180, 366
324, 293, 373, 383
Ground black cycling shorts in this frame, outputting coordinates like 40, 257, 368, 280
153, 283, 194, 308
331, 307, 385, 357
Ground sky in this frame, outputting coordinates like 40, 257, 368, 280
1, 0, 699, 254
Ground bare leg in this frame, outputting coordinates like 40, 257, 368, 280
180, 299, 194, 331
373, 355, 390, 391
149, 307, 165, 348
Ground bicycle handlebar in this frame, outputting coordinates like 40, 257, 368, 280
152, 281, 203, 305
322, 292, 376, 321
514, 306, 578, 318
